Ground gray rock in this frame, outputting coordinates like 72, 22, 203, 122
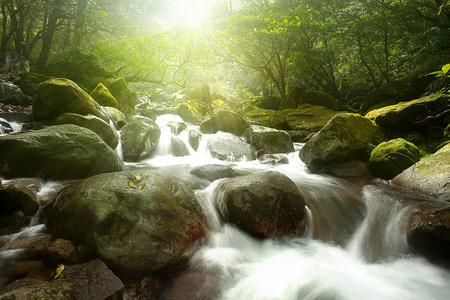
0, 278, 76, 299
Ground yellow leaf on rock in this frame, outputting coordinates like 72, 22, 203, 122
135, 173, 143, 182
128, 179, 136, 189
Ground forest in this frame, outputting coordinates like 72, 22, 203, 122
2, 0, 450, 102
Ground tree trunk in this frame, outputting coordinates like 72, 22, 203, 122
35, 0, 64, 72
73, 0, 87, 46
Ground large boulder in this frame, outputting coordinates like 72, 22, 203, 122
33, 78, 108, 122
407, 206, 450, 262
44, 48, 114, 87
245, 108, 286, 130
369, 138, 421, 180
285, 104, 343, 135
55, 113, 119, 149
190, 164, 238, 181
89, 82, 118, 108
299, 113, 386, 175
392, 143, 450, 201
0, 278, 76, 299
244, 125, 294, 154
216, 171, 305, 238
102, 106, 127, 128
95, 77, 136, 118
0, 81, 28, 106
121, 115, 161, 162
204, 132, 256, 161
18, 72, 51, 96
299, 91, 340, 111
365, 94, 450, 134
177, 100, 208, 124
45, 170, 207, 276
0, 124, 124, 179
251, 95, 281, 111
200, 110, 249, 136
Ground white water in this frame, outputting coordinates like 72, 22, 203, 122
129, 119, 450, 300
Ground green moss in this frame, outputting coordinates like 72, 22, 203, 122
90, 83, 118, 108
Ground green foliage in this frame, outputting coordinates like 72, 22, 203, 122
428, 64, 450, 78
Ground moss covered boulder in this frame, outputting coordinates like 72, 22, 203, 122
121, 115, 161, 162
285, 104, 344, 135
0, 124, 124, 179
204, 132, 256, 161
55, 113, 119, 149
392, 143, 450, 201
102, 106, 127, 129
369, 138, 421, 180
245, 108, 287, 130
200, 110, 249, 136
299, 91, 340, 111
44, 48, 114, 87
45, 170, 207, 276
33, 78, 108, 122
177, 99, 208, 124
299, 113, 387, 176
216, 171, 305, 238
0, 278, 76, 299
18, 72, 51, 96
95, 77, 136, 118
244, 125, 294, 154
365, 94, 450, 133
90, 82, 118, 108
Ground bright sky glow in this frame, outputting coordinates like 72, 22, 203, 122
169, 0, 212, 26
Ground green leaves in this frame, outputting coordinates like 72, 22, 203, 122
428, 64, 450, 78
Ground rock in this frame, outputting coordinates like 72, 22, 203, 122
89, 82, 118, 108
155, 134, 190, 157
32, 78, 109, 122
285, 104, 343, 135
299, 113, 386, 175
369, 138, 421, 180
177, 100, 208, 124
168, 121, 187, 135
392, 143, 450, 201
245, 108, 286, 130
102, 106, 127, 129
125, 276, 160, 300
258, 154, 290, 165
204, 132, 256, 161
320, 160, 373, 178
251, 95, 281, 111
45, 170, 207, 276
200, 110, 249, 136
365, 94, 450, 133
0, 124, 124, 179
18, 72, 51, 96
43, 239, 80, 266
0, 181, 39, 216
55, 113, 119, 149
299, 91, 340, 111
0, 278, 76, 299
407, 206, 450, 262
0, 235, 52, 260
361, 81, 419, 113
188, 129, 202, 151
44, 48, 114, 87
216, 171, 306, 238
244, 125, 294, 154
161, 272, 220, 300
62, 259, 124, 300
190, 164, 238, 181
95, 77, 136, 118
121, 115, 161, 162
0, 81, 28, 106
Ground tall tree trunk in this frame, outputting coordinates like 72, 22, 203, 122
73, 0, 87, 46
1, 3, 8, 55
35, 0, 63, 72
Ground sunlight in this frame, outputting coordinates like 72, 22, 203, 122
170, 0, 211, 27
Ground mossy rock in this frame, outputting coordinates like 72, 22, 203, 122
55, 113, 119, 149
0, 278, 76, 299
44, 48, 114, 87
392, 143, 450, 201
299, 113, 387, 175
95, 77, 136, 118
45, 170, 207, 276
33, 78, 109, 122
370, 138, 421, 180
103, 106, 127, 128
90, 82, 118, 108
362, 81, 419, 113
0, 81, 28, 106
245, 108, 286, 130
18, 72, 51, 96
299, 91, 340, 111
285, 104, 344, 134
251, 95, 281, 111
200, 109, 249, 136
0, 124, 123, 179
244, 125, 294, 154
177, 99, 208, 124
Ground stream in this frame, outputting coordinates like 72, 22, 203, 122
1, 114, 450, 299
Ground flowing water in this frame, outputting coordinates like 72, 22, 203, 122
1, 113, 450, 299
